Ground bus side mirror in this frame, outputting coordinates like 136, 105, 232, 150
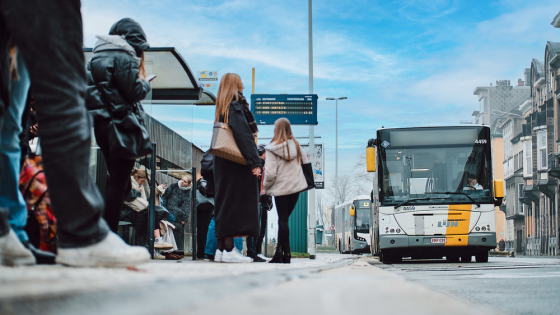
493, 179, 504, 198
350, 205, 356, 216
366, 145, 376, 172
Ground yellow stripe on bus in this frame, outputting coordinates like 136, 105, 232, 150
445, 204, 471, 246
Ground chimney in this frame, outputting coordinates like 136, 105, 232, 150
518, 78, 524, 86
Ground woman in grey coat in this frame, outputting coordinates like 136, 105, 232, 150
162, 175, 192, 250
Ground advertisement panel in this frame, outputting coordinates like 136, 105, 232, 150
197, 71, 218, 92
301, 143, 324, 189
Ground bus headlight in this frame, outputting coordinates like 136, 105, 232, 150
474, 223, 492, 232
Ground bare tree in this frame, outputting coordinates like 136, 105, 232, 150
315, 191, 326, 226
353, 152, 373, 196
329, 174, 354, 205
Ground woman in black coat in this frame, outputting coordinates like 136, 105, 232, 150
213, 73, 262, 263
85, 18, 151, 232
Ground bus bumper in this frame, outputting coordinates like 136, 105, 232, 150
352, 239, 369, 251
379, 233, 496, 249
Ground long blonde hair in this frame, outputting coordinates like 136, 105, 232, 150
215, 73, 243, 122
270, 118, 301, 163
138, 52, 146, 79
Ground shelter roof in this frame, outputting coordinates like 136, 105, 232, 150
84, 47, 215, 105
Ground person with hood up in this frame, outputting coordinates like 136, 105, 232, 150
86, 18, 151, 233
263, 118, 309, 263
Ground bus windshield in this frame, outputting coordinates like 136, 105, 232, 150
378, 127, 493, 206
355, 200, 371, 233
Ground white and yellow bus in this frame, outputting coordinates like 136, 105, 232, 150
366, 125, 503, 263
334, 195, 372, 254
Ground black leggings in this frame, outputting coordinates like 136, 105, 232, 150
275, 192, 300, 246
95, 126, 136, 233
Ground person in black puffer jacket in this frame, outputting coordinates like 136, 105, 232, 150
85, 18, 151, 233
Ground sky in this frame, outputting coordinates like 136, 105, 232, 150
81, 0, 560, 201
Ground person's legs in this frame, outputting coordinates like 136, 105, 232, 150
0, 53, 29, 243
0, 0, 108, 248
275, 193, 299, 246
256, 205, 267, 255
233, 237, 243, 252
196, 210, 211, 259
204, 217, 218, 256
94, 126, 135, 233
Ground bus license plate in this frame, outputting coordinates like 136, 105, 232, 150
431, 238, 447, 244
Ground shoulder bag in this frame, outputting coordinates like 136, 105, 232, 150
94, 82, 153, 160
301, 161, 316, 191
209, 111, 248, 165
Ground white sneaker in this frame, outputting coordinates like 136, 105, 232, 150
154, 251, 165, 260
154, 237, 173, 250
215, 249, 223, 263
56, 231, 150, 267
257, 254, 270, 261
0, 229, 36, 266
221, 249, 252, 263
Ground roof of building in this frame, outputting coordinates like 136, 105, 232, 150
552, 11, 560, 28
531, 59, 544, 79
546, 41, 560, 56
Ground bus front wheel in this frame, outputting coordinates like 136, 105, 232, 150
475, 251, 489, 263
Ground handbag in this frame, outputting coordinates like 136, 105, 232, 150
209, 112, 247, 165
125, 195, 149, 212
301, 162, 316, 191
195, 190, 215, 212
94, 82, 153, 160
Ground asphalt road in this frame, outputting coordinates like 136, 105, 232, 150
372, 256, 560, 315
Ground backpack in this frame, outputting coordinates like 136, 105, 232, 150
19, 157, 57, 253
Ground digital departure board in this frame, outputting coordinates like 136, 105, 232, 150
251, 94, 318, 125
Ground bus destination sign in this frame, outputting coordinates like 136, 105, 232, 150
251, 94, 318, 125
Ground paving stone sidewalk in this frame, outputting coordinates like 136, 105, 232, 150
0, 253, 355, 300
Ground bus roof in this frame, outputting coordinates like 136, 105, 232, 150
334, 195, 371, 210
377, 124, 488, 131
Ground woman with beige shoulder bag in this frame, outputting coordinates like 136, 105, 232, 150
212, 73, 262, 263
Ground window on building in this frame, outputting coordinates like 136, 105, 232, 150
537, 131, 547, 170
524, 141, 532, 177
518, 183, 524, 215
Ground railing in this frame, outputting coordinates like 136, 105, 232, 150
548, 153, 560, 179
522, 123, 532, 137
537, 111, 547, 126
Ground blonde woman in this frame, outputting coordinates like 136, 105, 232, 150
263, 118, 309, 263
213, 73, 262, 263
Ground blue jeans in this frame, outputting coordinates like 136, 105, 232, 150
0, 53, 30, 242
204, 217, 242, 255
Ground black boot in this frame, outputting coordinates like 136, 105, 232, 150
22, 241, 56, 265
269, 245, 283, 263
282, 245, 291, 264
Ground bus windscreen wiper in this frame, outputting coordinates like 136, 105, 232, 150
429, 191, 481, 208
394, 197, 446, 209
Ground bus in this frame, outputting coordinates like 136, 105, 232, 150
334, 195, 372, 254
365, 125, 503, 263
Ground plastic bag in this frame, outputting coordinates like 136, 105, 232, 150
160, 220, 178, 253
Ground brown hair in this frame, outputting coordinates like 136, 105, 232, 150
9, 46, 19, 81
270, 118, 301, 163
138, 52, 146, 79
215, 73, 243, 122
131, 168, 147, 178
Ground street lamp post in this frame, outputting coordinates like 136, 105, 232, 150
326, 97, 347, 205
